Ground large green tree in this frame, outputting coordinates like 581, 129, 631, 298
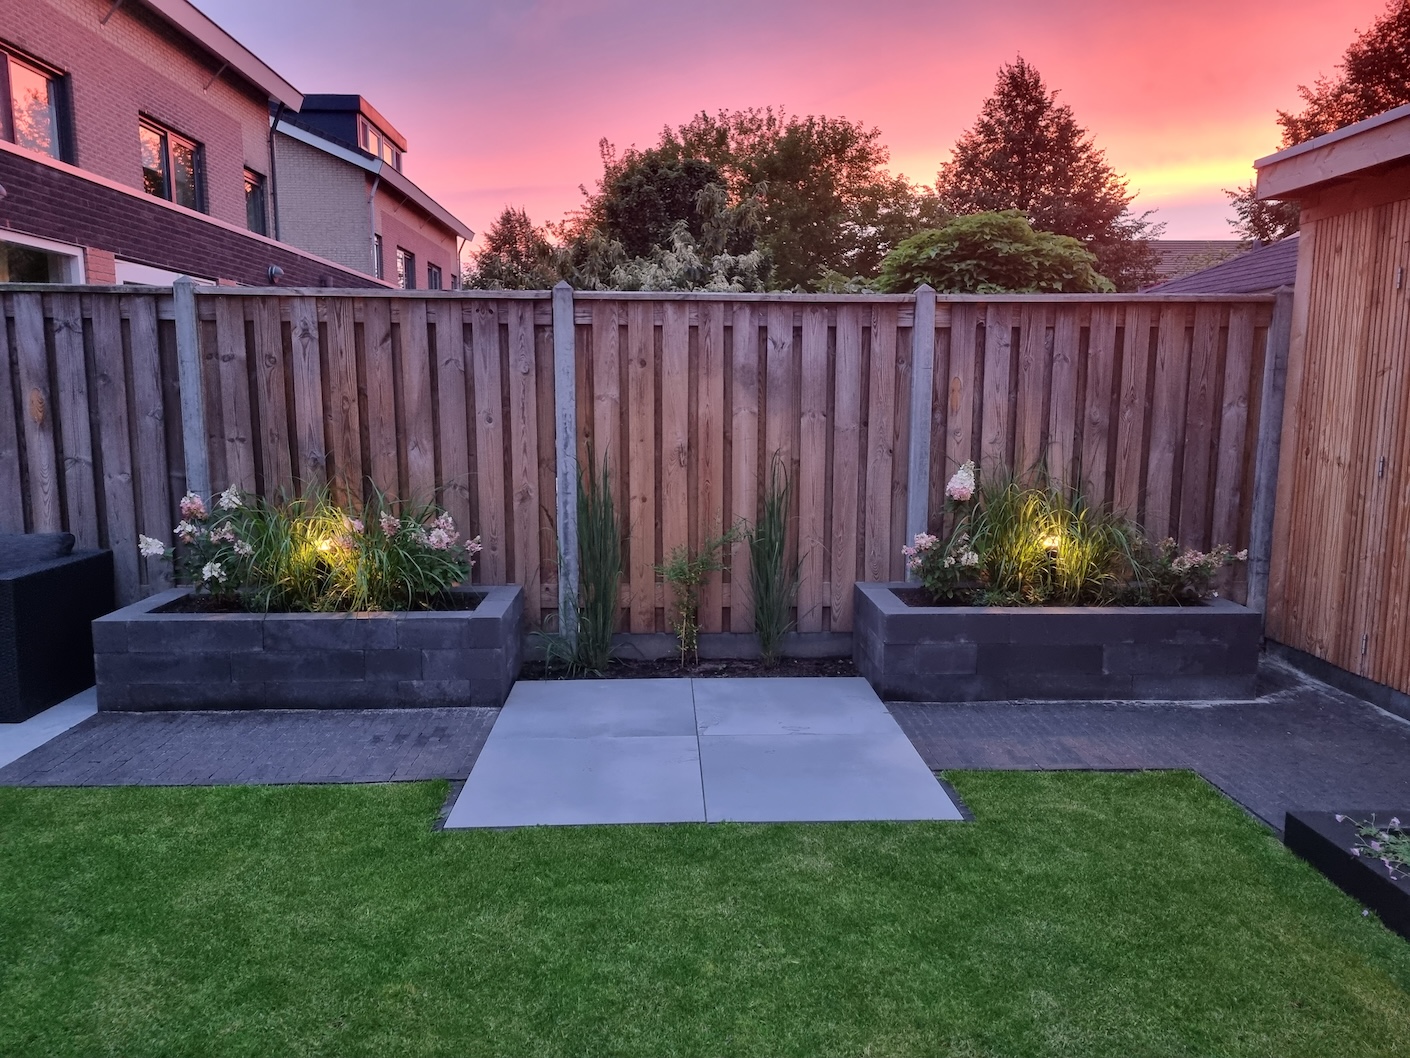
462, 206, 559, 290
1226, 0, 1410, 243
936, 57, 1160, 291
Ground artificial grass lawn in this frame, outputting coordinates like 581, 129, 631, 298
2, 772, 1408, 1057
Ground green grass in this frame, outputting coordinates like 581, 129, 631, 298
2, 771, 1407, 1057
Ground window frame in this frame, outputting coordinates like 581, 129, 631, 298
427, 262, 442, 290
395, 247, 416, 290
139, 116, 205, 213
243, 168, 268, 236
357, 115, 402, 171
374, 234, 384, 279
0, 44, 73, 163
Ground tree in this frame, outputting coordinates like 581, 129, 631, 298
1227, 0, 1410, 243
936, 57, 1161, 291
874, 210, 1114, 294
462, 207, 558, 289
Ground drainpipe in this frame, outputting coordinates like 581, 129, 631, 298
267, 102, 285, 241
368, 166, 382, 278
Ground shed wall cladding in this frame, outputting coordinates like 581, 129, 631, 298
3, 0, 274, 227
1268, 195, 1410, 696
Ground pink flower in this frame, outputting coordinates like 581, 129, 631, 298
380, 512, 401, 535
425, 528, 455, 550
349, 518, 364, 534
945, 461, 976, 502
465, 536, 483, 558
179, 491, 207, 521
175, 519, 204, 544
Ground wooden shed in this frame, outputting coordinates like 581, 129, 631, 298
1256, 104, 1410, 707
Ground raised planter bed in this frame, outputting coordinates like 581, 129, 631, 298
853, 582, 1260, 702
1284, 810, 1410, 941
93, 584, 523, 710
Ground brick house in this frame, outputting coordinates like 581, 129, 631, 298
0, 0, 469, 287
273, 96, 472, 289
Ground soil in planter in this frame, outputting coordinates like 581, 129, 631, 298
155, 590, 483, 615
520, 656, 858, 681
892, 586, 1210, 608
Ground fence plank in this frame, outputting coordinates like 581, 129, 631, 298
661, 301, 690, 614
830, 304, 864, 630
506, 299, 541, 620
50, 293, 98, 546
590, 300, 622, 522
1212, 304, 1257, 550
1082, 304, 1118, 506
0, 301, 24, 530
797, 305, 828, 632
626, 300, 655, 632
730, 304, 758, 632
90, 297, 138, 601
698, 301, 726, 632
981, 303, 1013, 467
1179, 303, 1222, 546
1048, 306, 1079, 486
862, 304, 897, 582
287, 297, 325, 489
214, 297, 255, 494
12, 294, 61, 530
322, 297, 361, 504
124, 295, 172, 589
399, 300, 437, 505
432, 301, 472, 537
1113, 304, 1152, 517
1146, 304, 1190, 538
471, 302, 507, 583
944, 302, 978, 484
251, 298, 292, 494
1014, 302, 1046, 474
362, 298, 398, 497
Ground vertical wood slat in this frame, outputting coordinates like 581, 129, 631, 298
1145, 304, 1190, 540
214, 296, 255, 494
250, 298, 292, 494
626, 300, 655, 633
1048, 306, 1079, 486
506, 300, 540, 620
322, 296, 361, 503
797, 306, 828, 631
172, 278, 210, 501
1014, 302, 1046, 473
1113, 304, 1152, 517
12, 294, 61, 530
0, 298, 23, 531
730, 304, 758, 632
943, 302, 977, 488
829, 304, 863, 630
432, 301, 472, 541
980, 303, 1012, 467
862, 304, 897, 582
124, 295, 173, 589
904, 286, 936, 554
1212, 305, 1257, 551
550, 283, 576, 632
287, 296, 325, 489
362, 298, 398, 497
470, 302, 507, 583
1178, 303, 1222, 547
51, 293, 98, 546
697, 302, 726, 632
399, 300, 437, 504
90, 296, 138, 601
660, 301, 690, 604
1081, 304, 1119, 507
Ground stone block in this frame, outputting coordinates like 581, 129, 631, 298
914, 642, 979, 675
979, 642, 1103, 675
231, 651, 365, 682
263, 614, 397, 651
94, 651, 230, 684
126, 615, 263, 653
397, 679, 472, 706
364, 648, 423, 680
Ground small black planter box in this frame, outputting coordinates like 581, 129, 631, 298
853, 582, 1260, 702
1285, 811, 1410, 941
93, 585, 523, 710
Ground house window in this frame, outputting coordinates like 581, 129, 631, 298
0, 48, 69, 161
0, 235, 82, 283
373, 234, 384, 279
244, 169, 267, 235
139, 118, 203, 211
358, 116, 401, 171
427, 263, 442, 290
396, 247, 415, 289
450, 274, 460, 290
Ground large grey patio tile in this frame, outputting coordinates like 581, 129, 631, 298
693, 676, 897, 736
698, 733, 963, 823
489, 678, 697, 739
0, 688, 98, 770
444, 735, 706, 827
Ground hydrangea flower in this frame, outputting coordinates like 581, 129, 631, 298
175, 519, 204, 544
201, 560, 226, 584
179, 491, 208, 520
380, 512, 401, 535
216, 485, 242, 511
138, 535, 166, 558
233, 540, 254, 557
945, 461, 977, 502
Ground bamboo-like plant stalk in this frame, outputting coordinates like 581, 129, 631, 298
572, 442, 621, 673
748, 455, 801, 666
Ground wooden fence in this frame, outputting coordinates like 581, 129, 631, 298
1, 285, 1282, 635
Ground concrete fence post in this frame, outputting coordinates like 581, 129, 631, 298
172, 277, 209, 501
904, 284, 937, 578
1246, 285, 1295, 616
552, 281, 580, 643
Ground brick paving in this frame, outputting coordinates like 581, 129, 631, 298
888, 657, 1410, 831
0, 708, 497, 787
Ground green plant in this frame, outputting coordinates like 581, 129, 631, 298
747, 456, 801, 666
657, 528, 737, 667
139, 486, 480, 612
1339, 813, 1409, 880
571, 444, 622, 672
1126, 538, 1248, 606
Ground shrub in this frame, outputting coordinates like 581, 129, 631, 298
658, 528, 738, 667
747, 457, 801, 666
139, 487, 481, 612
572, 444, 622, 672
1127, 538, 1248, 606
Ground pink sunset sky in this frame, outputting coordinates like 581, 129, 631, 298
196, 0, 1385, 248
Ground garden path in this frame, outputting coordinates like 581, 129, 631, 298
443, 677, 964, 827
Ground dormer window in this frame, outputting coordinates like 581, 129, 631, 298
358, 116, 401, 170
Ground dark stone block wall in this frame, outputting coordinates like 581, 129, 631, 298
93, 585, 523, 710
854, 582, 1261, 702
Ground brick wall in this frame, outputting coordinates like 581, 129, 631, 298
271, 134, 372, 275
2, 0, 274, 228
0, 149, 380, 286
377, 196, 459, 287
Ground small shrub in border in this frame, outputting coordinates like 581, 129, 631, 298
1338, 814, 1409, 881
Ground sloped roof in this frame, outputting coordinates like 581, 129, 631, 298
1146, 234, 1299, 294
1148, 240, 1244, 283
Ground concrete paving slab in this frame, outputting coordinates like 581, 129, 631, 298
0, 688, 98, 770
698, 732, 964, 823
445, 735, 705, 827
693, 677, 897, 736
489, 678, 697, 739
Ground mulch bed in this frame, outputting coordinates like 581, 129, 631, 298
519, 656, 858, 680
